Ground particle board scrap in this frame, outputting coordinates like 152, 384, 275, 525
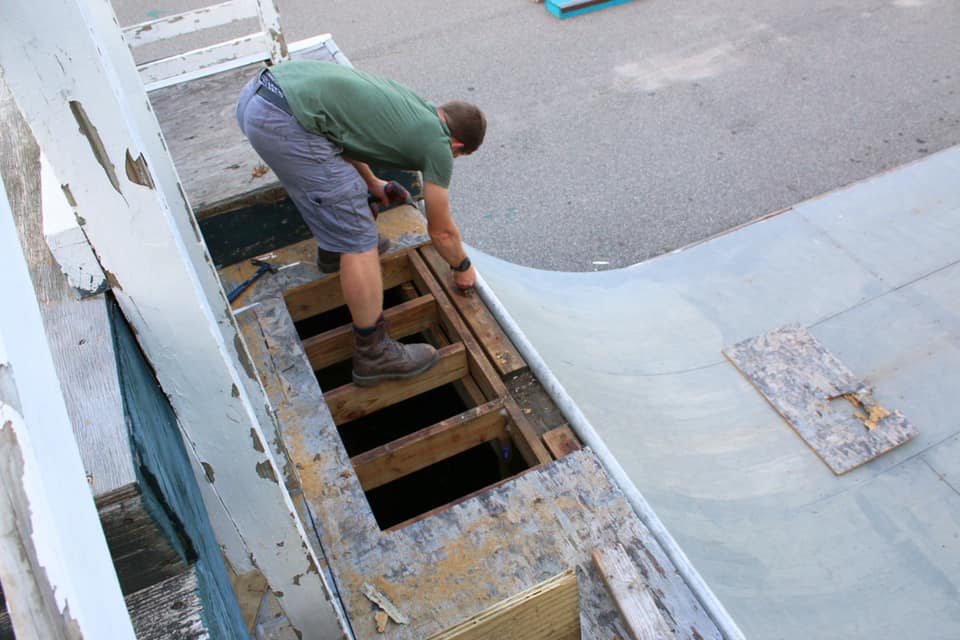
427, 569, 580, 640
723, 325, 918, 474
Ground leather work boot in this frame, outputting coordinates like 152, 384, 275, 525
352, 315, 438, 387
317, 234, 391, 274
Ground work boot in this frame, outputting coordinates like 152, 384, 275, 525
352, 315, 438, 387
317, 234, 391, 274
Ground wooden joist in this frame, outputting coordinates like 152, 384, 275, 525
420, 245, 526, 377
302, 294, 439, 370
409, 251, 552, 466
592, 545, 675, 640
542, 425, 583, 460
427, 568, 581, 640
323, 343, 468, 425
284, 250, 414, 322
350, 399, 508, 491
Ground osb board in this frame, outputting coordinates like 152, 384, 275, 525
724, 325, 918, 474
219, 204, 429, 307
234, 294, 721, 640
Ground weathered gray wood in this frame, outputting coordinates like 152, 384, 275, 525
593, 545, 675, 640
0, 76, 135, 497
95, 486, 188, 594
125, 567, 208, 640
236, 293, 722, 640
724, 325, 918, 474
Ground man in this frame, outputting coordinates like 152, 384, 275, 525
236, 60, 485, 387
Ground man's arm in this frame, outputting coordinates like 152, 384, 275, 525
423, 181, 475, 291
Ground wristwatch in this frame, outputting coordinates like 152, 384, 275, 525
452, 257, 471, 272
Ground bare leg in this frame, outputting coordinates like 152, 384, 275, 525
340, 248, 382, 327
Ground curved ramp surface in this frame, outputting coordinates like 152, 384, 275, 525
470, 147, 960, 640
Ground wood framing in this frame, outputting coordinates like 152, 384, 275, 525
285, 250, 414, 322
323, 343, 468, 424
420, 245, 526, 377
427, 569, 581, 640
351, 399, 509, 491
543, 425, 583, 460
593, 545, 675, 640
303, 294, 439, 370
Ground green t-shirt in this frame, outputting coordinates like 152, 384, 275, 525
270, 60, 454, 188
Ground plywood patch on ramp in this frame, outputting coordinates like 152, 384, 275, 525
724, 325, 918, 474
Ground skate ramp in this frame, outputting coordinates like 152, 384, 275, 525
470, 146, 960, 640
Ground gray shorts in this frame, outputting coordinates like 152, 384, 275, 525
236, 76, 377, 254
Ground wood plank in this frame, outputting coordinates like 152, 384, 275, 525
420, 245, 526, 377
427, 569, 580, 640
284, 250, 413, 322
125, 567, 207, 640
351, 399, 508, 491
302, 294, 438, 370
723, 325, 918, 474
323, 343, 468, 425
592, 545, 675, 640
408, 252, 553, 466
543, 425, 583, 460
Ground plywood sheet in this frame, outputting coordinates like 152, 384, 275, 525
724, 325, 918, 474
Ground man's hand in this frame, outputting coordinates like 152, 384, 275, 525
452, 265, 476, 294
367, 178, 390, 208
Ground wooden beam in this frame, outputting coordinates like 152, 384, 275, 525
408, 252, 553, 466
351, 399, 508, 491
427, 568, 580, 640
420, 245, 527, 377
324, 343, 468, 425
542, 425, 583, 460
592, 545, 675, 640
284, 251, 413, 322
302, 294, 438, 370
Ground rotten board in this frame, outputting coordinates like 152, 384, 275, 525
427, 569, 580, 640
419, 245, 526, 377
543, 425, 583, 460
724, 324, 918, 474
593, 545, 675, 640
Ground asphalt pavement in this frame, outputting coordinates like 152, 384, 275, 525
117, 0, 960, 271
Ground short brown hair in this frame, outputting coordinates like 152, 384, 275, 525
441, 101, 486, 155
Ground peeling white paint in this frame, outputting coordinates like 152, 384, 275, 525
0, 170, 136, 639
40, 153, 107, 294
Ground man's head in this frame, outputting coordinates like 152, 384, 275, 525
440, 101, 486, 156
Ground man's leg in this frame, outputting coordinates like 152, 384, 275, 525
342, 249, 438, 387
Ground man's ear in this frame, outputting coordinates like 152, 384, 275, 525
451, 139, 465, 154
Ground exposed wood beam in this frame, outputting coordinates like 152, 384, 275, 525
408, 251, 553, 466
302, 294, 438, 370
592, 545, 676, 640
419, 245, 527, 377
351, 398, 508, 491
542, 425, 583, 460
426, 569, 580, 640
284, 250, 413, 322
324, 343, 468, 425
